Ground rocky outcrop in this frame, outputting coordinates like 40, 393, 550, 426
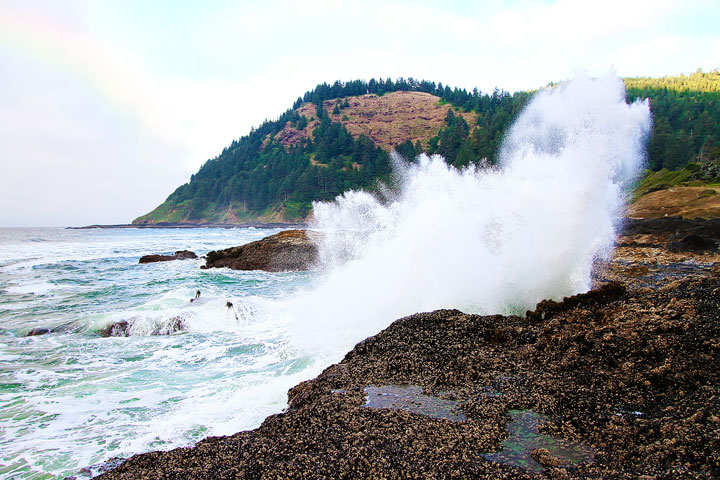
139, 250, 197, 264
202, 230, 317, 272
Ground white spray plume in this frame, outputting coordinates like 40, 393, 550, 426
287, 73, 651, 359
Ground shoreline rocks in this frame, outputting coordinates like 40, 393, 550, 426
97, 219, 720, 479
202, 229, 317, 272
139, 250, 197, 264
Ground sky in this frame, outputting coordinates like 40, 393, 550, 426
1, 0, 719, 227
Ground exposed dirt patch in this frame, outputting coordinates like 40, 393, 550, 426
271, 103, 321, 149
273, 91, 477, 152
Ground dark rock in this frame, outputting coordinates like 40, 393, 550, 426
623, 217, 720, 240
139, 250, 197, 264
525, 281, 626, 323
98, 320, 130, 337
667, 233, 718, 252
202, 230, 317, 272
26, 327, 50, 336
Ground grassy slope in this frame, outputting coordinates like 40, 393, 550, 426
629, 164, 720, 219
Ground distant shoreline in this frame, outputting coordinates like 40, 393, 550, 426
67, 222, 307, 230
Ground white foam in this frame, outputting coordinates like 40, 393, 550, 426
5, 281, 57, 295
287, 73, 651, 359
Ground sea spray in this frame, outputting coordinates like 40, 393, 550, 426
287, 73, 651, 359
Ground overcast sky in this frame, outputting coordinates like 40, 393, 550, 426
1, 0, 719, 227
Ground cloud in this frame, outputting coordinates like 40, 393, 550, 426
0, 0, 718, 226
0, 51, 191, 226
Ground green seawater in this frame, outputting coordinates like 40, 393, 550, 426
0, 227, 321, 479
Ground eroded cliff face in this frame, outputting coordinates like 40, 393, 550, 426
99, 220, 720, 480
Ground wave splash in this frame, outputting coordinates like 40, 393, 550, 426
288, 73, 651, 358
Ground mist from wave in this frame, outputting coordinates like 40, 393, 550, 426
287, 73, 651, 359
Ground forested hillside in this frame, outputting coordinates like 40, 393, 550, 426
626, 70, 720, 170
133, 71, 720, 224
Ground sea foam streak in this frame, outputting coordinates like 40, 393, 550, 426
288, 73, 651, 359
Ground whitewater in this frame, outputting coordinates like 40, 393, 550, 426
0, 73, 650, 479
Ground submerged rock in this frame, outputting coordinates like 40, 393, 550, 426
363, 385, 466, 422
483, 410, 594, 473
26, 327, 51, 336
202, 230, 317, 272
98, 317, 187, 337
98, 320, 130, 337
138, 250, 197, 264
531, 448, 563, 467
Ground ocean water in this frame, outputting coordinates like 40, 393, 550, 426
0, 227, 320, 479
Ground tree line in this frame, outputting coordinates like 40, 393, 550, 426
135, 71, 720, 223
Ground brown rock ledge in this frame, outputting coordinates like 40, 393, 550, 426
202, 230, 318, 272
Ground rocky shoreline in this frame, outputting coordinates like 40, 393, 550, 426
95, 218, 720, 479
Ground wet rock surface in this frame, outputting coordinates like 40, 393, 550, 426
667, 234, 718, 252
25, 327, 51, 336
98, 219, 720, 479
623, 217, 720, 240
138, 250, 197, 264
484, 410, 594, 473
363, 385, 467, 422
202, 229, 317, 272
